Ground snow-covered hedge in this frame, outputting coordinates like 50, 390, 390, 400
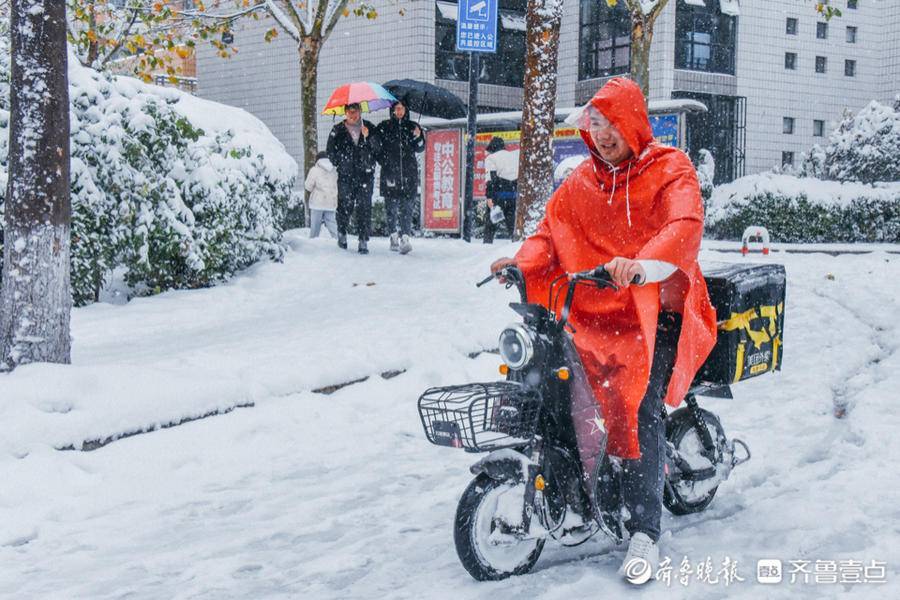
0, 28, 297, 305
706, 173, 900, 243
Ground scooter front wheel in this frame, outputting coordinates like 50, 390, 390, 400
454, 474, 545, 581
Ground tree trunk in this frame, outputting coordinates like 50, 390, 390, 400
0, 0, 73, 371
516, 0, 563, 238
298, 36, 323, 225
299, 37, 322, 177
630, 10, 654, 98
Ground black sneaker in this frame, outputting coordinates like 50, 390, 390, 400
358, 240, 368, 254
337, 233, 347, 250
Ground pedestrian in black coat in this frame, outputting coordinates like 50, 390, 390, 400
326, 103, 382, 254
375, 99, 425, 254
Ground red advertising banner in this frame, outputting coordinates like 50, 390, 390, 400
424, 129, 462, 232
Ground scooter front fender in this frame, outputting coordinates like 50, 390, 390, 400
469, 448, 539, 484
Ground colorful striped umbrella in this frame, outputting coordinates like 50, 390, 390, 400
322, 82, 397, 115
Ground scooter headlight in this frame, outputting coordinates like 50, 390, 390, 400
498, 324, 535, 370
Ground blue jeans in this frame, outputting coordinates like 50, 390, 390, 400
309, 209, 337, 239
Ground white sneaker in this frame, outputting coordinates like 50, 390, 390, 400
617, 532, 659, 584
389, 233, 400, 252
399, 234, 412, 255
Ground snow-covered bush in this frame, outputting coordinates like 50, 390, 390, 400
0, 26, 297, 305
706, 173, 900, 243
797, 144, 826, 179
814, 99, 900, 184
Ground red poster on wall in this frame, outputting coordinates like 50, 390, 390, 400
424, 129, 462, 232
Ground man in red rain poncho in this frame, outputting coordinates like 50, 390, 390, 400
491, 77, 717, 576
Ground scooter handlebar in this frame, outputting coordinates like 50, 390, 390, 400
572, 266, 644, 286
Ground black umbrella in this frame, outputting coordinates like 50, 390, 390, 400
382, 79, 467, 120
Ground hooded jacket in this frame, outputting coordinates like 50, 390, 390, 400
514, 77, 718, 459
304, 157, 338, 211
375, 106, 425, 198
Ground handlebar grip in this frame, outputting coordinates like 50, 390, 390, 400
476, 273, 497, 287
591, 267, 612, 281
592, 266, 644, 285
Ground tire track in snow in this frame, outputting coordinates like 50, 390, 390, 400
806, 280, 897, 420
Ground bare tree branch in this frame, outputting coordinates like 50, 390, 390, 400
98, 6, 142, 68
276, 0, 309, 35
265, 0, 302, 41
324, 0, 350, 37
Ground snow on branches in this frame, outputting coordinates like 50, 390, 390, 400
819, 98, 900, 184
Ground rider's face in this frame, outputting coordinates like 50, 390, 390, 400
588, 109, 633, 166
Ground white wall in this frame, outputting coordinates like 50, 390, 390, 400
736, 0, 887, 173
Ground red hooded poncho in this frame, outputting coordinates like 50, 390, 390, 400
514, 78, 718, 459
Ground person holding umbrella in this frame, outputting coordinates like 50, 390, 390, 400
375, 98, 425, 254
326, 103, 382, 254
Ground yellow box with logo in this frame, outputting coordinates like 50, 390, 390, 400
697, 263, 786, 385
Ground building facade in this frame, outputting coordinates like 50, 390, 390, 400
197, 0, 900, 183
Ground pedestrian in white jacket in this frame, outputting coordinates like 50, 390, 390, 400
304, 152, 339, 239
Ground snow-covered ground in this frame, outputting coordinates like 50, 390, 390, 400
2, 234, 899, 598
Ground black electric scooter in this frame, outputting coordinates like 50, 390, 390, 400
418, 266, 750, 581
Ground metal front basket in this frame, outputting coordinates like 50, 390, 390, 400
417, 381, 542, 452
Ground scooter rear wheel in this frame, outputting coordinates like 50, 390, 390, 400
454, 474, 545, 581
664, 408, 727, 515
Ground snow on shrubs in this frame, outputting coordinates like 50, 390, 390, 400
0, 28, 297, 305
813, 98, 900, 184
706, 173, 900, 243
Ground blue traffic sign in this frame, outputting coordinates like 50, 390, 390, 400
456, 0, 498, 53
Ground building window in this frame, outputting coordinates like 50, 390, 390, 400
579, 0, 631, 80
782, 151, 794, 167
845, 59, 856, 76
816, 22, 828, 39
846, 26, 857, 43
785, 52, 797, 70
675, 0, 737, 75
813, 120, 825, 136
815, 56, 827, 73
672, 91, 746, 184
848, 0, 858, 9
783, 117, 795, 134
434, 1, 527, 87
786, 17, 798, 35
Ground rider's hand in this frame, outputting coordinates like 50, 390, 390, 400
604, 257, 645, 288
490, 257, 517, 284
